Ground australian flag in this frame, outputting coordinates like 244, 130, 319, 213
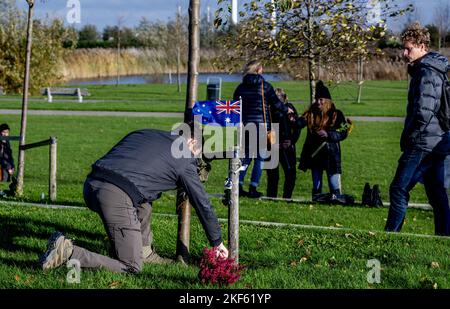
193, 100, 241, 126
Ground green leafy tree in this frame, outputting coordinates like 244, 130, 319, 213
78, 24, 100, 44
215, 0, 411, 102
425, 24, 440, 50
0, 3, 76, 94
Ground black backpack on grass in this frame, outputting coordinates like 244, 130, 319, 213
436, 73, 450, 132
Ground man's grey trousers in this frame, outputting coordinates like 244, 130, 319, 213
70, 177, 152, 273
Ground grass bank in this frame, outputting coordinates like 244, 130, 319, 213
0, 204, 449, 288
0, 80, 409, 117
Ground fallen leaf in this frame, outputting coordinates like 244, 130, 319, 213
108, 281, 121, 289
289, 260, 297, 267
297, 239, 305, 246
431, 262, 440, 269
300, 256, 308, 263
344, 233, 355, 238
368, 231, 376, 236
335, 223, 343, 228
14, 275, 21, 282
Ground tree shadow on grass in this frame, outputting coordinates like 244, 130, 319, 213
0, 215, 106, 269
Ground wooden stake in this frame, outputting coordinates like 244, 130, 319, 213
49, 137, 57, 202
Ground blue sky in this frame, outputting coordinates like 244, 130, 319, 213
15, 0, 448, 32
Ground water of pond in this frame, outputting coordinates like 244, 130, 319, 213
68, 72, 292, 85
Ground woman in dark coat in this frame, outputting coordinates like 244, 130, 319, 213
233, 60, 288, 198
298, 81, 348, 201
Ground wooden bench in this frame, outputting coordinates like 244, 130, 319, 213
41, 87, 90, 103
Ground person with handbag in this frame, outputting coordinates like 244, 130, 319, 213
298, 81, 349, 202
233, 60, 289, 198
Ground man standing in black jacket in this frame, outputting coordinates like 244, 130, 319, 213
39, 128, 228, 273
385, 23, 450, 235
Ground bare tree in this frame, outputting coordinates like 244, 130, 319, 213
434, 1, 450, 50
116, 16, 125, 86
185, 0, 200, 119
177, 0, 200, 265
15, 0, 34, 197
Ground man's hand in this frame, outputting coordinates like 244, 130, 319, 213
214, 242, 229, 259
8, 168, 13, 175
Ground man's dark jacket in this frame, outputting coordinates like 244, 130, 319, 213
88, 129, 222, 246
401, 51, 449, 152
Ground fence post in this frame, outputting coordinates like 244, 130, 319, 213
228, 152, 240, 263
49, 136, 57, 202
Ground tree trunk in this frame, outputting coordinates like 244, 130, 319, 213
357, 56, 364, 104
15, 1, 34, 197
176, 0, 200, 264
306, 0, 316, 104
177, 46, 181, 93
185, 0, 200, 120
116, 26, 121, 86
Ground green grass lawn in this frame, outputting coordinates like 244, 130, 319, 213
0, 83, 446, 289
0, 80, 408, 116
1, 204, 449, 289
0, 115, 425, 205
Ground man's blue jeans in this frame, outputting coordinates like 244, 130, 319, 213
385, 148, 450, 235
311, 169, 341, 194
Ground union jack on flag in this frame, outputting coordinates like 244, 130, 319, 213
193, 100, 241, 126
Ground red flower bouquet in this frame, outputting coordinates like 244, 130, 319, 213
198, 247, 244, 286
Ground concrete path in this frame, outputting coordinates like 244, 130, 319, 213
0, 109, 184, 118
0, 109, 402, 121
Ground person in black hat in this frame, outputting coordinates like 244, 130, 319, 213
297, 81, 350, 202
0, 123, 15, 183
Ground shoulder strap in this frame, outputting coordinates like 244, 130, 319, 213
261, 81, 272, 126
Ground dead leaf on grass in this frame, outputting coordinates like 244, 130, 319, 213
431, 262, 440, 269
108, 281, 121, 289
